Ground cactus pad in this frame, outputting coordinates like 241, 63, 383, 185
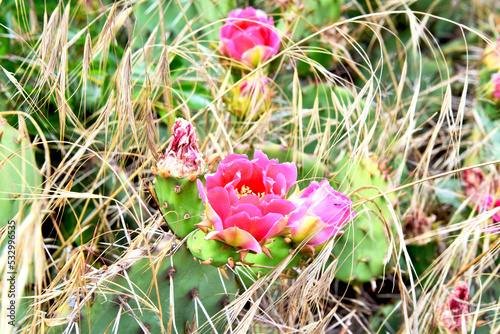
155, 175, 205, 238
331, 155, 395, 283
0, 117, 41, 224
46, 238, 239, 334
187, 229, 241, 267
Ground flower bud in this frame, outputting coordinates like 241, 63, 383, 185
287, 180, 354, 253
154, 118, 205, 178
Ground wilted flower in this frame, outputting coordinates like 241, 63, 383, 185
483, 37, 500, 70
436, 281, 470, 333
287, 180, 354, 252
197, 150, 297, 254
403, 209, 436, 239
152, 118, 205, 179
219, 7, 280, 68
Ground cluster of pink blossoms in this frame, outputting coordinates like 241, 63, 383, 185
197, 150, 354, 255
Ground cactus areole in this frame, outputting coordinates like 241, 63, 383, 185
152, 118, 206, 238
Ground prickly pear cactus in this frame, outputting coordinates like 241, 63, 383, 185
152, 118, 206, 238
237, 237, 301, 288
0, 117, 41, 224
187, 229, 241, 267
331, 155, 395, 283
155, 175, 205, 238
45, 237, 238, 334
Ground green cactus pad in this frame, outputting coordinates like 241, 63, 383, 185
187, 229, 241, 267
330, 156, 395, 283
46, 240, 238, 334
0, 118, 41, 224
238, 237, 300, 287
155, 174, 205, 238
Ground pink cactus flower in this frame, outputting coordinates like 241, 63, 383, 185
436, 281, 470, 333
287, 180, 354, 252
153, 118, 205, 178
197, 150, 297, 254
492, 72, 500, 100
219, 7, 280, 68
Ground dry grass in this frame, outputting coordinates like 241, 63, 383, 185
0, 0, 500, 333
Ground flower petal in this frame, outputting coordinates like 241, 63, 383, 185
206, 227, 262, 253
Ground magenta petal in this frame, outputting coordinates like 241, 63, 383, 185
267, 162, 297, 192
207, 187, 231, 224
286, 206, 308, 228
231, 204, 263, 218
259, 214, 288, 240
197, 179, 207, 203
262, 198, 296, 216
253, 149, 270, 168
239, 194, 260, 206
206, 227, 262, 253
219, 38, 240, 59
231, 31, 262, 57
305, 224, 339, 247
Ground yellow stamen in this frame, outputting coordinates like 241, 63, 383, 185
234, 185, 265, 199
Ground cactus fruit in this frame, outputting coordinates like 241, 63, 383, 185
330, 155, 395, 283
152, 118, 206, 238
45, 236, 238, 334
187, 229, 241, 267
0, 117, 41, 224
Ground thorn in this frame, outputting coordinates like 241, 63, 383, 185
219, 267, 230, 280
357, 226, 369, 233
188, 173, 197, 182
227, 257, 235, 269
206, 153, 220, 165
193, 257, 198, 261
284, 237, 292, 244
358, 257, 371, 263
371, 279, 377, 292
262, 246, 272, 259
196, 220, 211, 233
151, 166, 159, 175
174, 185, 181, 193
239, 250, 248, 262
200, 258, 213, 265
220, 245, 231, 251
184, 213, 190, 219
162, 202, 168, 208
240, 259, 255, 266
190, 288, 199, 299
160, 169, 170, 178
0, 131, 3, 140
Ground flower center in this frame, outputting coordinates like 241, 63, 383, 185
235, 185, 265, 199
